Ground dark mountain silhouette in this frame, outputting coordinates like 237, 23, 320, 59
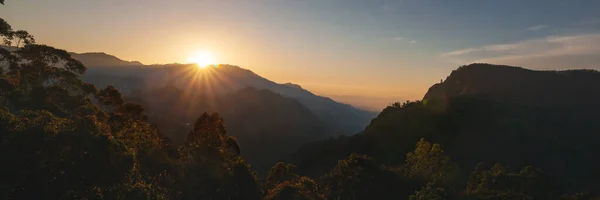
292, 63, 600, 192
424, 63, 600, 108
77, 53, 375, 134
2, 46, 144, 67
70, 52, 144, 67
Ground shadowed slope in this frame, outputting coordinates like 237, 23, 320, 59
292, 64, 600, 192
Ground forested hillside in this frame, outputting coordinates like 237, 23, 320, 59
292, 64, 600, 199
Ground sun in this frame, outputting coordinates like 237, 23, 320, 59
187, 51, 216, 68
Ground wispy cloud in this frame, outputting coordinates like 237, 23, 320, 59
440, 33, 600, 70
391, 37, 418, 44
527, 25, 548, 31
440, 48, 477, 57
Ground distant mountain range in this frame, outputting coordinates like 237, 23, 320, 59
70, 52, 144, 67
77, 52, 376, 134
1, 46, 144, 66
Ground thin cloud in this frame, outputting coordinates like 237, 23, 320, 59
391, 37, 418, 44
441, 48, 476, 57
527, 25, 548, 31
440, 33, 600, 70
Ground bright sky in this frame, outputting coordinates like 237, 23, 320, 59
2, 0, 600, 111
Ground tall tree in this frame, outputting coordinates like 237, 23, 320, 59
177, 113, 262, 200
405, 138, 458, 186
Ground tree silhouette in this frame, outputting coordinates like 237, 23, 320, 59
176, 113, 262, 200
405, 138, 458, 185
11, 30, 35, 47
0, 19, 12, 37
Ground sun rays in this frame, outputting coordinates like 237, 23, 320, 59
165, 64, 240, 118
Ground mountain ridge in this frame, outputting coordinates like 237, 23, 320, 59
77, 52, 376, 134
424, 63, 600, 108
70, 52, 144, 66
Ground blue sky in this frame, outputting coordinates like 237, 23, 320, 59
2, 0, 600, 110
